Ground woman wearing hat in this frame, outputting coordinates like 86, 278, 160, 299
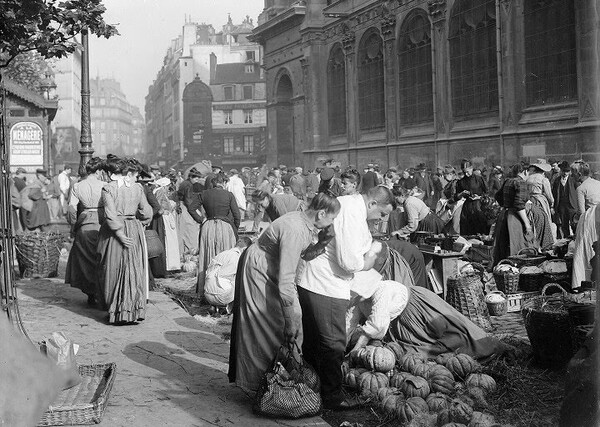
527, 161, 556, 242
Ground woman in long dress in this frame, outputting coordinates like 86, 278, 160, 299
190, 173, 240, 297
153, 177, 181, 272
228, 192, 341, 392
347, 280, 508, 359
65, 157, 106, 305
527, 162, 556, 242
97, 158, 152, 324
455, 159, 489, 235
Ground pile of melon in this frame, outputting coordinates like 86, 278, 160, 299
342, 341, 511, 427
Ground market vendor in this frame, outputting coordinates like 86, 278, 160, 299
346, 278, 509, 359
389, 186, 444, 239
251, 190, 303, 231
454, 159, 489, 235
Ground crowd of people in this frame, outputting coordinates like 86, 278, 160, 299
9, 154, 600, 411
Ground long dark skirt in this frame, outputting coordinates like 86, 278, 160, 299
98, 219, 147, 324
65, 212, 101, 297
386, 286, 504, 359
492, 208, 532, 266
460, 199, 489, 235
149, 215, 167, 279
417, 211, 445, 234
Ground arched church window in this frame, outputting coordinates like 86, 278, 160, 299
327, 44, 347, 136
358, 31, 385, 130
449, 0, 498, 116
398, 11, 433, 124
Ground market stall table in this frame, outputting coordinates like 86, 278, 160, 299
420, 247, 463, 299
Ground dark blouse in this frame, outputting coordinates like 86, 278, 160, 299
495, 177, 528, 210
454, 175, 488, 201
190, 187, 240, 228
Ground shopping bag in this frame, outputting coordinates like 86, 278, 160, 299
253, 344, 322, 418
40, 332, 81, 389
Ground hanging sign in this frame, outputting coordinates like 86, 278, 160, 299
10, 121, 44, 167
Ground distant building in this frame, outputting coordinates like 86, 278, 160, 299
130, 106, 146, 159
52, 47, 82, 170
208, 55, 267, 168
145, 15, 262, 169
251, 0, 600, 170
3, 78, 58, 173
90, 77, 144, 158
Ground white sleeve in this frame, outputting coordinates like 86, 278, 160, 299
360, 286, 392, 340
333, 200, 371, 273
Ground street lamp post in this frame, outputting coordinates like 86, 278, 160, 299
78, 29, 94, 176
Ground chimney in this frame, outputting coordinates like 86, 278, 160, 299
209, 52, 217, 84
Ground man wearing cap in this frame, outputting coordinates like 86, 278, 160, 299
360, 164, 379, 194
226, 169, 247, 219
12, 168, 27, 232
318, 167, 343, 196
414, 163, 434, 208
204, 165, 223, 190
552, 161, 579, 238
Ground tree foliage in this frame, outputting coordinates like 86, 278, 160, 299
0, 0, 119, 68
3, 51, 52, 91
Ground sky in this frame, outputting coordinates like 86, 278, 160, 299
89, 0, 264, 111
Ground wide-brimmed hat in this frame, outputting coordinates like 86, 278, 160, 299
229, 168, 239, 175
530, 161, 551, 173
35, 169, 48, 177
188, 168, 202, 178
558, 161, 571, 172
416, 163, 427, 171
138, 170, 154, 182
155, 177, 171, 187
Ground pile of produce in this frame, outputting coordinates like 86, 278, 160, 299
342, 341, 513, 427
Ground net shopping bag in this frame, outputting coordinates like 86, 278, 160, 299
253, 344, 322, 418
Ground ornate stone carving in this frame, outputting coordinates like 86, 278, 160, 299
428, 0, 447, 23
500, 0, 513, 14
381, 13, 397, 40
582, 99, 597, 119
342, 31, 356, 55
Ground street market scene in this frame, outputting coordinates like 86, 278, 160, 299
0, 1, 599, 426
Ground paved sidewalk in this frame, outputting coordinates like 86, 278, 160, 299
16, 277, 328, 427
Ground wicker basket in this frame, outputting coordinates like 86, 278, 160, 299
485, 290, 508, 316
522, 283, 574, 368
493, 259, 520, 294
506, 290, 540, 313
15, 231, 63, 278
38, 363, 116, 426
519, 271, 547, 292
508, 247, 547, 268
446, 263, 492, 330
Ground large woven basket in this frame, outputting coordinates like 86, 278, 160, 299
493, 259, 520, 294
38, 363, 116, 426
508, 247, 546, 268
485, 290, 508, 316
519, 271, 547, 292
15, 231, 63, 278
446, 263, 492, 330
522, 283, 574, 368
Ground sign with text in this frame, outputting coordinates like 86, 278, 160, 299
10, 121, 44, 167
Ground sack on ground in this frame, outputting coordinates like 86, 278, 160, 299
40, 331, 81, 389
253, 344, 322, 418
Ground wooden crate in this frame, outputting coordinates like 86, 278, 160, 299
507, 290, 540, 313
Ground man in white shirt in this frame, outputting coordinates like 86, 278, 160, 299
57, 165, 72, 215
226, 169, 247, 219
204, 237, 251, 314
297, 186, 395, 410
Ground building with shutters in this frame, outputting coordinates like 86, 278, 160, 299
145, 15, 262, 169
251, 0, 600, 170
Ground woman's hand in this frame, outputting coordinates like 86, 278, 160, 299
284, 315, 300, 345
116, 230, 134, 248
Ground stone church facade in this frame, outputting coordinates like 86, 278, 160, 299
251, 0, 600, 171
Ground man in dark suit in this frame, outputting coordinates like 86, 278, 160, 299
414, 163, 434, 208
552, 161, 578, 238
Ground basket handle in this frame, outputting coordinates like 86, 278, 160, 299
517, 247, 539, 257
459, 262, 485, 278
496, 259, 517, 268
541, 283, 568, 297
486, 290, 506, 301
